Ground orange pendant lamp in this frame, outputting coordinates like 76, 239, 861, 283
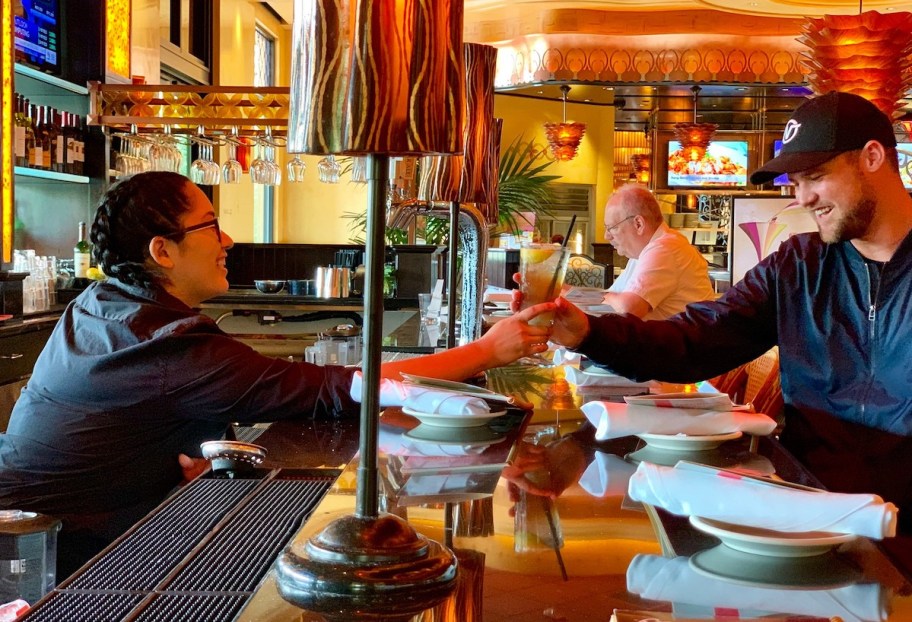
544, 85, 586, 161
798, 8, 912, 120
673, 85, 718, 163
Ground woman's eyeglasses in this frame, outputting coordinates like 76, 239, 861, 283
164, 218, 221, 243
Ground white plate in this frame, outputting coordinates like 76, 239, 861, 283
402, 406, 507, 429
688, 544, 861, 588
404, 423, 505, 446
637, 431, 742, 451
581, 365, 619, 377
400, 373, 514, 404
689, 516, 856, 558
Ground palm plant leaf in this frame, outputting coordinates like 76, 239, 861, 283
496, 135, 560, 233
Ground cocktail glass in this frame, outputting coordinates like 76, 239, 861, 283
518, 243, 570, 326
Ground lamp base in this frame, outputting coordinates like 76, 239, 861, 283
276, 513, 458, 619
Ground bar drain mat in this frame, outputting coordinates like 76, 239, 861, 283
19, 474, 334, 622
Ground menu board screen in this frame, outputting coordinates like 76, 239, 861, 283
13, 0, 60, 74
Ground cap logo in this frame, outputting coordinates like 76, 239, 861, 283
782, 119, 801, 144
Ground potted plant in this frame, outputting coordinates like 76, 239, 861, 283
341, 135, 560, 244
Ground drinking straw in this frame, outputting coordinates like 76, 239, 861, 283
545, 215, 576, 300
541, 496, 569, 581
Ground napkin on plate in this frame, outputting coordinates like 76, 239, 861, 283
624, 392, 746, 411
627, 461, 898, 539
564, 366, 651, 389
627, 554, 888, 622
350, 373, 490, 416
578, 451, 637, 497
581, 401, 777, 440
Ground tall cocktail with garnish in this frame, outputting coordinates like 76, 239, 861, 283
519, 243, 570, 326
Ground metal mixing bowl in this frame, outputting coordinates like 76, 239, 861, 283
200, 440, 267, 474
254, 279, 285, 294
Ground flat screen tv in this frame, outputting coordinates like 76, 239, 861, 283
13, 0, 60, 74
667, 140, 748, 188
897, 143, 912, 190
772, 140, 789, 187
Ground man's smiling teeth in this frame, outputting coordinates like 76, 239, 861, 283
814, 206, 833, 217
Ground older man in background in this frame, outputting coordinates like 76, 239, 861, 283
601, 184, 716, 319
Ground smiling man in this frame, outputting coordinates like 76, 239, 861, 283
534, 91, 912, 534
601, 184, 715, 319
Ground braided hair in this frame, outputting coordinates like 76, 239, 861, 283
91, 172, 194, 288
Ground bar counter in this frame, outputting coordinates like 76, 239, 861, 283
25, 363, 912, 621
233, 365, 912, 621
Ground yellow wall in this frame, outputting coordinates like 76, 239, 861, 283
133, 4, 618, 245
494, 95, 615, 243
212, 0, 369, 244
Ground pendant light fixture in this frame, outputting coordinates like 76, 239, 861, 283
544, 85, 586, 162
673, 85, 718, 163
799, 3, 912, 120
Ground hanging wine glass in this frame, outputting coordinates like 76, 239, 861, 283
318, 155, 341, 183
250, 137, 268, 185
265, 143, 282, 186
149, 125, 182, 173
190, 127, 220, 186
287, 154, 306, 183
222, 127, 243, 184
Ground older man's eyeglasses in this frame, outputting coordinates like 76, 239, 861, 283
165, 218, 221, 243
604, 215, 635, 235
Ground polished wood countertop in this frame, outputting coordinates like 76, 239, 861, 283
234, 364, 912, 621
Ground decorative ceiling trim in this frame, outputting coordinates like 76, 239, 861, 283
494, 35, 809, 88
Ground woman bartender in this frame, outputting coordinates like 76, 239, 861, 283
0, 171, 555, 578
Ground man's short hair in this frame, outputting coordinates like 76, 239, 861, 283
612, 184, 663, 226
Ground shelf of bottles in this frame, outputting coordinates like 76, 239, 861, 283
88, 82, 291, 135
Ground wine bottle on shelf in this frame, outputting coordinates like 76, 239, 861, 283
40, 106, 53, 171
27, 103, 42, 169
73, 222, 92, 289
13, 94, 28, 168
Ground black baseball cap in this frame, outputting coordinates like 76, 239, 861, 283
750, 91, 897, 185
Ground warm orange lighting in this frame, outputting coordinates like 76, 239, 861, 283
2, 0, 14, 262
631, 154, 650, 184
106, 0, 131, 79
544, 85, 586, 162
673, 85, 717, 162
799, 10, 912, 119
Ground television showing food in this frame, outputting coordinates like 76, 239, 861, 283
667, 140, 748, 188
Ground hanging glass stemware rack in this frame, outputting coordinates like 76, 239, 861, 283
88, 82, 291, 135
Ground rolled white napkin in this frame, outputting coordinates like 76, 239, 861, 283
578, 451, 637, 497
581, 401, 776, 440
627, 461, 898, 539
350, 373, 489, 416
564, 366, 651, 389
627, 554, 888, 622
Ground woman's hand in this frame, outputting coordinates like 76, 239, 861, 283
510, 275, 591, 349
178, 453, 210, 483
477, 302, 555, 367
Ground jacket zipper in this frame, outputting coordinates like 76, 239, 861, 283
862, 262, 885, 421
